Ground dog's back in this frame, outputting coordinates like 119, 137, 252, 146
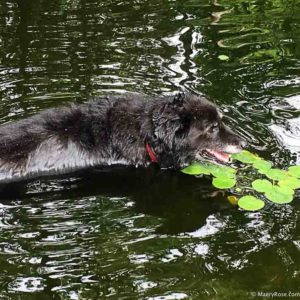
0, 97, 115, 181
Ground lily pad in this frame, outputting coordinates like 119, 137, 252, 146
265, 186, 294, 204
212, 177, 236, 189
277, 185, 294, 195
253, 160, 272, 173
208, 164, 236, 179
181, 163, 211, 175
265, 168, 290, 181
231, 150, 260, 164
278, 177, 300, 189
238, 196, 265, 211
288, 166, 300, 178
252, 179, 272, 193
181, 150, 298, 209
218, 54, 229, 61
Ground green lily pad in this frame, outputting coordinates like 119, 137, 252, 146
288, 166, 300, 178
252, 179, 272, 193
231, 150, 261, 164
212, 177, 236, 189
181, 163, 211, 175
181, 150, 298, 209
253, 160, 272, 173
277, 185, 294, 195
218, 54, 229, 61
265, 186, 294, 204
278, 177, 300, 189
238, 196, 265, 211
208, 164, 236, 179
265, 168, 290, 181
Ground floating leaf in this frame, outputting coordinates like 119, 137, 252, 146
238, 196, 265, 211
181, 163, 211, 175
288, 166, 300, 178
253, 160, 272, 173
277, 185, 294, 195
181, 150, 298, 209
212, 177, 236, 189
278, 177, 300, 189
231, 150, 260, 164
252, 179, 272, 193
208, 164, 236, 179
265, 191, 293, 204
228, 195, 238, 205
265, 186, 294, 204
265, 168, 290, 181
218, 54, 229, 61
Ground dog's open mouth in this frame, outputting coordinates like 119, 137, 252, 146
201, 146, 244, 163
204, 149, 231, 163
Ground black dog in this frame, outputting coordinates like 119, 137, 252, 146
0, 93, 246, 182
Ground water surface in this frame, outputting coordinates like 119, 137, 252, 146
0, 0, 300, 299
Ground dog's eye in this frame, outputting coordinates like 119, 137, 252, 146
211, 122, 219, 132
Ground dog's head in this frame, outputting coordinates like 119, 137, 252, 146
151, 93, 246, 167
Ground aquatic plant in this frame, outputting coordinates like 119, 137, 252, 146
181, 150, 300, 211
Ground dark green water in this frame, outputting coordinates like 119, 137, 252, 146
0, 0, 300, 299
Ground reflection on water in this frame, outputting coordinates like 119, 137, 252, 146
270, 117, 300, 164
270, 94, 300, 164
0, 168, 300, 299
0, 0, 300, 299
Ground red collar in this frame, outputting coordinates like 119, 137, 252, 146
145, 143, 158, 163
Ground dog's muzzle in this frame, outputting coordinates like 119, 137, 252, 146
197, 144, 244, 163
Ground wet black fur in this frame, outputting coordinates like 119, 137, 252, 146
0, 93, 245, 180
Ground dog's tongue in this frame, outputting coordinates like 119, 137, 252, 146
206, 149, 230, 163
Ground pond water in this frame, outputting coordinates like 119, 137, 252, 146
0, 0, 300, 299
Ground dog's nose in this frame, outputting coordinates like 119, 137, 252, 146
239, 138, 247, 149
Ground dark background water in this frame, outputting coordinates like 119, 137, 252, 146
0, 0, 300, 299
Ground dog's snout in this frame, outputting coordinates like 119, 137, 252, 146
239, 138, 247, 149
230, 131, 247, 149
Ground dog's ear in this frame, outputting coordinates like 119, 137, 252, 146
170, 93, 186, 107
176, 110, 192, 136
168, 93, 193, 135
